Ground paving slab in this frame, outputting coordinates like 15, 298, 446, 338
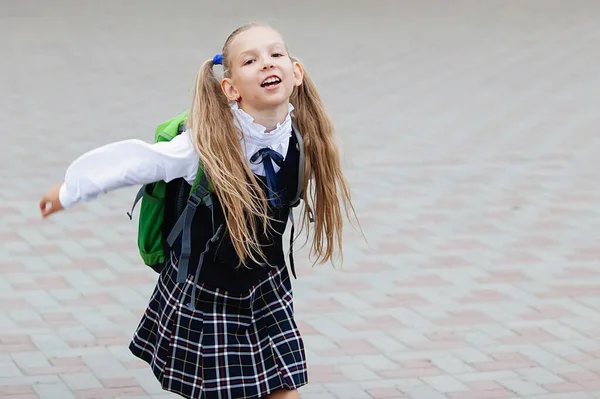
2, 0, 600, 397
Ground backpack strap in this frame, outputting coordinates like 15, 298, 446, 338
285, 124, 315, 280
166, 168, 224, 284
290, 124, 304, 208
289, 124, 314, 220
186, 220, 224, 310
287, 209, 298, 279
126, 185, 146, 220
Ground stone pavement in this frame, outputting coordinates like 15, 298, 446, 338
2, 0, 600, 398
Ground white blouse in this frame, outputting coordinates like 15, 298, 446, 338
58, 103, 294, 209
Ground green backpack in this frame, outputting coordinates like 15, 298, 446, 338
128, 111, 307, 283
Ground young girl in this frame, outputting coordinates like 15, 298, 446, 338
39, 22, 356, 399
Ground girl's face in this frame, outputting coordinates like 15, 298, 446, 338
221, 26, 303, 114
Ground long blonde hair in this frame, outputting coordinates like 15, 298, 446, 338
188, 22, 358, 266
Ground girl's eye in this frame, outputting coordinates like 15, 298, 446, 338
243, 59, 254, 65
272, 53, 283, 57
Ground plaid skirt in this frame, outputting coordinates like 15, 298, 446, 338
129, 254, 308, 399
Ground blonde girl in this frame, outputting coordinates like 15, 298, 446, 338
40, 22, 356, 399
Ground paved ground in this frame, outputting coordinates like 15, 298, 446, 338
2, 0, 600, 398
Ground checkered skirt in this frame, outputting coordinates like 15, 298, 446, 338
129, 254, 308, 399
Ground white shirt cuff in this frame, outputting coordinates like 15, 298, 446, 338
59, 183, 75, 209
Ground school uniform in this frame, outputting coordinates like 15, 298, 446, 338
59, 103, 308, 399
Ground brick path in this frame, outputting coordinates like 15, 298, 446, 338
3, 1, 600, 398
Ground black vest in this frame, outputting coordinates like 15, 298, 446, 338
170, 133, 301, 292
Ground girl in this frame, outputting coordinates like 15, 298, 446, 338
39, 22, 356, 399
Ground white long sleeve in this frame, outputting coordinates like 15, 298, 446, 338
59, 131, 199, 209
58, 104, 296, 210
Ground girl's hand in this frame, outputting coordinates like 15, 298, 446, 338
40, 184, 65, 218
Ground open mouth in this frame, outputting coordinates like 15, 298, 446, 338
261, 76, 281, 88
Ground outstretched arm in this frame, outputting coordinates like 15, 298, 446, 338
40, 131, 198, 218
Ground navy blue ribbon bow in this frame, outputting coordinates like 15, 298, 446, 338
250, 148, 284, 207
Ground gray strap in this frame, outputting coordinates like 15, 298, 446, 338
174, 195, 200, 283
168, 172, 211, 283
287, 209, 297, 279
290, 125, 315, 223
166, 206, 188, 248
185, 223, 225, 310
126, 185, 145, 220
291, 124, 304, 207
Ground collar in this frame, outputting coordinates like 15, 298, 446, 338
231, 102, 294, 149
230, 102, 294, 176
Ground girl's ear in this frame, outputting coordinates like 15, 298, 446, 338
292, 61, 304, 87
221, 78, 240, 101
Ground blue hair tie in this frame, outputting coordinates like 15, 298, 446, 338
213, 54, 223, 65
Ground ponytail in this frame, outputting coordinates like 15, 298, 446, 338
290, 58, 359, 266
187, 58, 271, 265
184, 22, 359, 268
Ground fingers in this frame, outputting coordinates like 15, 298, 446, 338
40, 199, 52, 218
40, 196, 60, 218
39, 196, 52, 218
40, 184, 64, 218
41, 203, 59, 218
39, 196, 47, 213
